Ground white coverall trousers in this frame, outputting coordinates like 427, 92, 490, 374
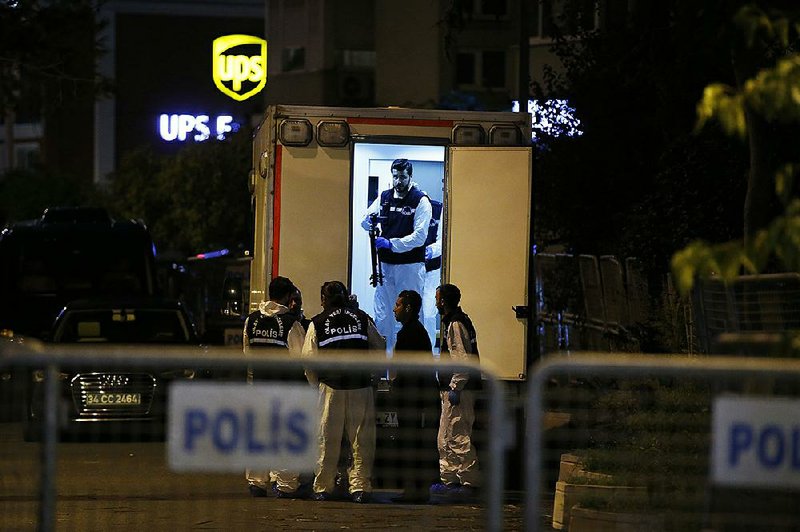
314, 383, 376, 495
437, 389, 481, 486
374, 262, 426, 350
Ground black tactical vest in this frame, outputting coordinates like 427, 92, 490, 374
245, 311, 299, 349
437, 308, 481, 391
378, 186, 427, 264
245, 310, 304, 381
312, 306, 372, 389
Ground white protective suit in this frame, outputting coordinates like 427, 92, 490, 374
437, 318, 481, 487
361, 184, 432, 352
302, 316, 386, 496
244, 300, 308, 494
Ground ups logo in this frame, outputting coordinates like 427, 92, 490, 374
213, 35, 267, 101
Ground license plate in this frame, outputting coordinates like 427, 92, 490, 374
376, 411, 398, 428
85, 393, 141, 406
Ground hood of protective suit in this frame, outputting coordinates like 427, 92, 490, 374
258, 300, 290, 318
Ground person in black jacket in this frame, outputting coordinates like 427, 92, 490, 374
390, 289, 439, 503
394, 290, 432, 352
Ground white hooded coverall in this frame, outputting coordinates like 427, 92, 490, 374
302, 315, 386, 495
243, 300, 307, 493
438, 319, 481, 487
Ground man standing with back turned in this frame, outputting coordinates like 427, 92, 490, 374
361, 158, 432, 351
243, 276, 307, 499
303, 281, 386, 503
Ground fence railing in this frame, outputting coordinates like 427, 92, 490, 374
525, 353, 800, 531
0, 337, 509, 532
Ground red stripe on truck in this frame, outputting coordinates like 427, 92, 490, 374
272, 145, 282, 278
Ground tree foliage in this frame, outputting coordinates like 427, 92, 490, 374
672, 4, 800, 295
535, 1, 749, 277
0, 0, 110, 116
99, 131, 253, 256
0, 167, 92, 224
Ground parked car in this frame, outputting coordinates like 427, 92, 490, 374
23, 297, 203, 441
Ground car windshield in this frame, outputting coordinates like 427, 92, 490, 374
54, 309, 192, 344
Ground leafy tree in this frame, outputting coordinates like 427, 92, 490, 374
535, 1, 751, 277
0, 167, 92, 224
672, 4, 800, 295
100, 131, 252, 256
0, 1, 111, 150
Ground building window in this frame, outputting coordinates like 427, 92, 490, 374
456, 53, 476, 85
341, 50, 376, 69
282, 47, 305, 72
532, 0, 599, 39
456, 50, 506, 89
463, 0, 508, 19
482, 50, 505, 88
14, 143, 41, 169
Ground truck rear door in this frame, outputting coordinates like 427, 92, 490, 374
445, 146, 532, 381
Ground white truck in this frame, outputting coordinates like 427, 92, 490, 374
247, 104, 533, 383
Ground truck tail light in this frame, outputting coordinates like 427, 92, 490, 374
279, 119, 313, 146
317, 120, 350, 147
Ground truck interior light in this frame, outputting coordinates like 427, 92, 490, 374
317, 120, 350, 147
279, 119, 313, 146
452, 124, 485, 145
489, 125, 522, 146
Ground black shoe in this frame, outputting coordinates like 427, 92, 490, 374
248, 485, 269, 498
313, 492, 332, 501
275, 488, 300, 499
351, 491, 370, 503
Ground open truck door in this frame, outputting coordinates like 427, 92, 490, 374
445, 146, 532, 381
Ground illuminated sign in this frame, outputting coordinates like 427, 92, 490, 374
158, 114, 237, 142
213, 35, 267, 101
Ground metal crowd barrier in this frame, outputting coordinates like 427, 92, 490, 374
525, 353, 800, 531
0, 337, 510, 532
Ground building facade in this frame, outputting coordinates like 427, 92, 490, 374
2, 0, 602, 183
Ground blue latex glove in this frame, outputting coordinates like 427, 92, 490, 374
425, 246, 433, 260
448, 389, 460, 406
375, 237, 392, 250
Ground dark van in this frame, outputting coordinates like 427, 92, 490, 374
0, 207, 157, 340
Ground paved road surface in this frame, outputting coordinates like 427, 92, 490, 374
0, 422, 532, 531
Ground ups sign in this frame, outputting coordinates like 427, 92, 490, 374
213, 35, 267, 101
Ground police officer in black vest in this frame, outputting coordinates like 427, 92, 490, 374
243, 276, 308, 499
361, 159, 432, 352
302, 281, 385, 503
